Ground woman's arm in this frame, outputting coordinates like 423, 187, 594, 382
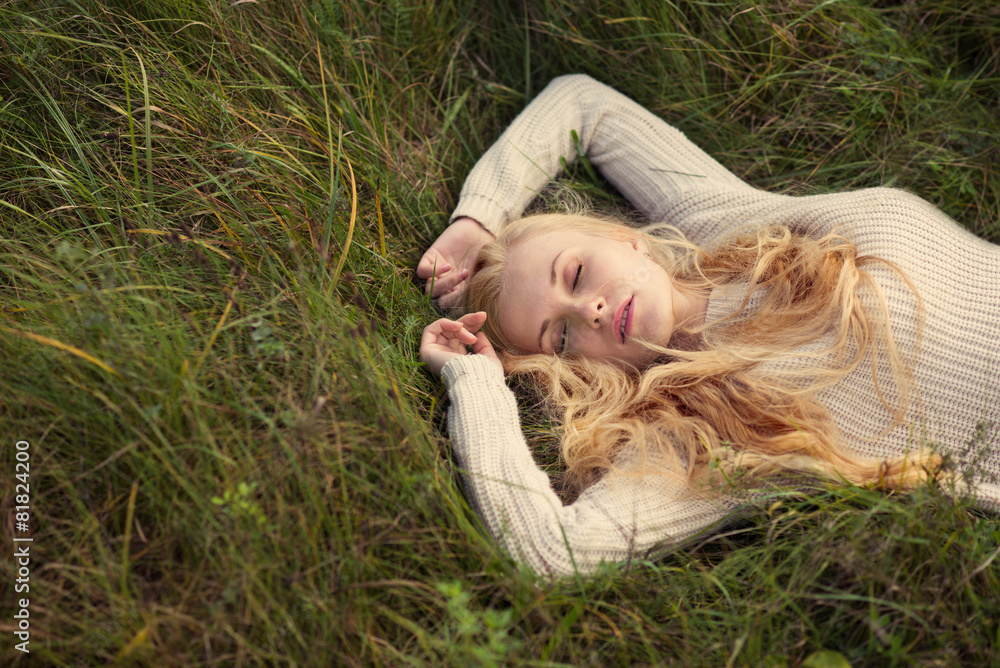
420, 73, 758, 304
441, 354, 741, 577
451, 73, 754, 242
435, 74, 996, 301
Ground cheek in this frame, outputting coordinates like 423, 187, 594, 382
495, 302, 527, 351
630, 264, 653, 287
640, 259, 670, 284
509, 321, 538, 353
576, 329, 607, 354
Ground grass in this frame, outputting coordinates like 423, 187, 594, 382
0, 0, 998, 665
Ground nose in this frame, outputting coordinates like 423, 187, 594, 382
573, 295, 606, 329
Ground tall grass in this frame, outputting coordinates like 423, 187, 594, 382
1, 0, 998, 665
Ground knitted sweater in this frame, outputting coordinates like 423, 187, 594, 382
441, 74, 1000, 577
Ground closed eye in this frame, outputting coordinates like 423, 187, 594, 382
557, 263, 583, 354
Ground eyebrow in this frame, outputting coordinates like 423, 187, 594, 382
537, 249, 566, 351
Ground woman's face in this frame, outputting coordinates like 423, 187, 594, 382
495, 229, 682, 368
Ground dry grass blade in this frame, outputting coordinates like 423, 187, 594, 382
2, 325, 122, 376
331, 155, 358, 282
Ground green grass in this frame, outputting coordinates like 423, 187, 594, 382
1, 0, 998, 665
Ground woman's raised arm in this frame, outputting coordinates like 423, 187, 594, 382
431, 74, 995, 309
451, 73, 754, 242
420, 73, 759, 305
440, 354, 741, 577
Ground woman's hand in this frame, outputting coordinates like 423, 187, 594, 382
420, 311, 501, 378
417, 217, 495, 311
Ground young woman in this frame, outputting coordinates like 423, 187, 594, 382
417, 74, 1000, 577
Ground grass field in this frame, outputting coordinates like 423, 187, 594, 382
1, 0, 999, 665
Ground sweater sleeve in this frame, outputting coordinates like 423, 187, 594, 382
440, 354, 740, 577
451, 73, 754, 244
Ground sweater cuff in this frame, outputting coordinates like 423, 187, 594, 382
440, 354, 505, 389
450, 194, 509, 236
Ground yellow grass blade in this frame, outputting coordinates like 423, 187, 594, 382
2, 326, 121, 377
115, 624, 150, 661
331, 156, 357, 281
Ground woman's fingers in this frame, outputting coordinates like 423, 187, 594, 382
471, 331, 498, 359
418, 218, 494, 301
416, 249, 451, 280
443, 319, 478, 345
419, 317, 488, 376
419, 314, 501, 376
457, 311, 488, 334
422, 317, 477, 345
424, 266, 468, 297
434, 286, 465, 311
459, 313, 501, 367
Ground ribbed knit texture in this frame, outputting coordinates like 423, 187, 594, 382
442, 74, 1000, 577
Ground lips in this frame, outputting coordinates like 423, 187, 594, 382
614, 297, 634, 343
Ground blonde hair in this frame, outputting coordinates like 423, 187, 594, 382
465, 213, 943, 494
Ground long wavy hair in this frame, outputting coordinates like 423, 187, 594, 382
464, 212, 943, 494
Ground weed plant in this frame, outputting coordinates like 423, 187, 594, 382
1, 0, 998, 665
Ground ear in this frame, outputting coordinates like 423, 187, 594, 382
629, 233, 650, 254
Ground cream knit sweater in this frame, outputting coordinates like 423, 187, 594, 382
440, 74, 1000, 577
